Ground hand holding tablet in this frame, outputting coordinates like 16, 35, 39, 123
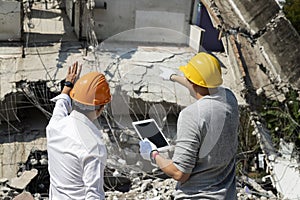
132, 119, 170, 151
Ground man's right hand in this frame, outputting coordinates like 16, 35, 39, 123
159, 67, 176, 81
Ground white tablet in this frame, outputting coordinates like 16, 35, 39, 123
132, 119, 170, 151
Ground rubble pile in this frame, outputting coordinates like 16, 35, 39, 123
1, 147, 279, 200
0, 148, 49, 200
104, 174, 277, 200
106, 177, 177, 200
1, 118, 289, 200
0, 124, 283, 200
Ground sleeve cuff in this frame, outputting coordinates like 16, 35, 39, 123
172, 161, 193, 174
51, 93, 72, 107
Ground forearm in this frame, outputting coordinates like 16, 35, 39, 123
154, 153, 190, 183
48, 93, 71, 125
62, 61, 81, 96
155, 154, 179, 178
61, 85, 72, 95
171, 75, 195, 96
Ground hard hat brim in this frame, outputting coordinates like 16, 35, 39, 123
179, 65, 222, 88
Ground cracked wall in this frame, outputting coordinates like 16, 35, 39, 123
203, 0, 300, 90
0, 1, 21, 41
68, 0, 193, 42
0, 82, 56, 179
258, 17, 300, 87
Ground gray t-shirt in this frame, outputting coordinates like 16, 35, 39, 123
172, 86, 239, 200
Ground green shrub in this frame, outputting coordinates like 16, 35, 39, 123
283, 0, 300, 34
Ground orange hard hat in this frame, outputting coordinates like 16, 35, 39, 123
70, 72, 111, 106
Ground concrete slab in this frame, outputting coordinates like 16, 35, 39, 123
135, 10, 186, 44
129, 51, 175, 63
0, 1, 21, 41
174, 83, 195, 107
13, 192, 34, 200
0, 44, 23, 58
23, 2, 78, 43
8, 169, 38, 190
0, 41, 246, 110
161, 83, 177, 104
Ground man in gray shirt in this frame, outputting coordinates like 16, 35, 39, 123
139, 52, 239, 199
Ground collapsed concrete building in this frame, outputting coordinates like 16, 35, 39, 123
0, 0, 299, 199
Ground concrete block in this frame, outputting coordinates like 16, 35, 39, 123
147, 84, 162, 94
8, 169, 38, 190
0, 178, 8, 184
258, 17, 300, 88
135, 10, 186, 44
233, 0, 279, 33
2, 144, 16, 165
174, 84, 193, 107
13, 191, 34, 200
0, 1, 21, 41
2, 164, 17, 180
161, 82, 177, 104
121, 83, 133, 92
130, 51, 174, 63
141, 93, 163, 103
189, 25, 205, 52
32, 138, 47, 151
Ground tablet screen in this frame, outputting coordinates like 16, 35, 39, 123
134, 121, 168, 148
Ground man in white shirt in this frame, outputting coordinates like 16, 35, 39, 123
46, 62, 111, 200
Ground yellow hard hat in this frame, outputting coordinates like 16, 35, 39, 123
70, 72, 111, 106
179, 52, 223, 88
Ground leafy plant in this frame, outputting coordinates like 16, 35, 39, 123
283, 0, 300, 34
260, 87, 300, 149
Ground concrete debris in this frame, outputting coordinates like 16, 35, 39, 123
13, 192, 34, 200
104, 175, 277, 200
105, 178, 177, 200
270, 139, 300, 199
0, 135, 284, 200
8, 169, 38, 190
252, 118, 300, 199
272, 158, 300, 199
0, 178, 8, 184
0, 145, 282, 200
0, 184, 20, 199
240, 175, 276, 199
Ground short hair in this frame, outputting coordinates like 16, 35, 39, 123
72, 100, 103, 114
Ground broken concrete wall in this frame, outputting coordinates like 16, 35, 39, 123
203, 0, 300, 90
258, 17, 300, 88
81, 0, 193, 42
237, 35, 275, 94
0, 1, 21, 41
0, 136, 47, 179
0, 94, 19, 123
232, 0, 280, 33
0, 92, 49, 179
227, 0, 300, 89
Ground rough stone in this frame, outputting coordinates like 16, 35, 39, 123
12, 192, 34, 200
8, 169, 38, 190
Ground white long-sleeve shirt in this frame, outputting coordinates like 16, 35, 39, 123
46, 94, 107, 200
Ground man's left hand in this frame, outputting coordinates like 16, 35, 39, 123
62, 62, 82, 95
66, 61, 82, 83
